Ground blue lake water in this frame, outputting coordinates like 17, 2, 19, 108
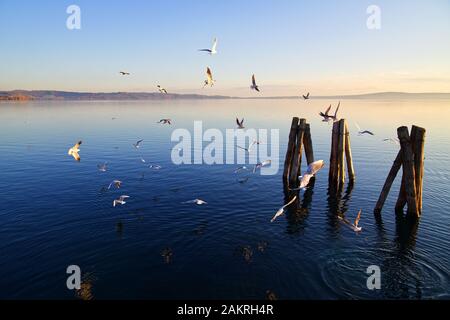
0, 99, 449, 299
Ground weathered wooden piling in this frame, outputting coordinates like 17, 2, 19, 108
328, 119, 355, 191
283, 117, 315, 188
374, 125, 426, 218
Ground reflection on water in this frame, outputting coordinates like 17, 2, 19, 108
0, 99, 450, 299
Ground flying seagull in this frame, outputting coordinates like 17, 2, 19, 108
234, 166, 249, 173
157, 85, 168, 94
182, 199, 208, 205
236, 118, 245, 129
290, 160, 325, 191
108, 180, 122, 190
113, 195, 130, 207
133, 139, 143, 149
203, 67, 215, 88
119, 71, 130, 76
68, 141, 82, 162
319, 102, 340, 122
270, 196, 297, 223
97, 162, 108, 172
302, 92, 310, 100
338, 209, 363, 232
148, 164, 162, 170
383, 138, 400, 145
157, 119, 172, 125
250, 74, 260, 92
198, 37, 218, 55
355, 123, 374, 136
253, 160, 272, 173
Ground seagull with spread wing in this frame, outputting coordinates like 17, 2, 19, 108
157, 119, 172, 125
133, 139, 143, 149
302, 92, 310, 100
113, 195, 130, 207
236, 118, 245, 129
250, 74, 260, 92
182, 199, 208, 205
355, 122, 375, 136
290, 160, 325, 191
338, 209, 363, 232
203, 67, 215, 88
157, 85, 168, 94
319, 102, 340, 122
270, 196, 297, 223
68, 141, 82, 162
198, 37, 218, 55
119, 71, 130, 76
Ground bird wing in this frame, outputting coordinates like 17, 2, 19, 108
324, 105, 331, 116
74, 141, 82, 149
282, 196, 297, 209
355, 122, 361, 132
354, 210, 362, 227
71, 151, 80, 161
211, 38, 217, 52
236, 118, 242, 126
334, 102, 340, 118
252, 74, 257, 86
198, 49, 212, 52
136, 139, 143, 145
120, 195, 130, 201
206, 67, 213, 82
307, 160, 325, 175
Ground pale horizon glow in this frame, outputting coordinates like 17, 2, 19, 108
0, 0, 449, 96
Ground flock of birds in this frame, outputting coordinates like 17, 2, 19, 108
64, 37, 404, 298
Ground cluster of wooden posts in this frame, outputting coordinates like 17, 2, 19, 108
283, 118, 425, 219
282, 118, 315, 188
374, 125, 426, 218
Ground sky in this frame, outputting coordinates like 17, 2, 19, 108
0, 0, 449, 96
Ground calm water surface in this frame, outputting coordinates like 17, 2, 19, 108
0, 99, 449, 299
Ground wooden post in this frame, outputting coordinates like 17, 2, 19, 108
344, 121, 355, 182
396, 126, 417, 212
303, 123, 315, 165
289, 119, 306, 186
374, 151, 402, 214
283, 117, 299, 181
328, 121, 340, 188
397, 126, 419, 218
337, 119, 346, 187
413, 126, 426, 215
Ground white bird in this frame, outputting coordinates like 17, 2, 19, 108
68, 141, 82, 162
253, 160, 272, 173
183, 199, 208, 205
355, 122, 374, 136
157, 85, 168, 94
250, 74, 260, 92
338, 209, 363, 232
113, 195, 130, 207
319, 102, 340, 122
234, 166, 249, 173
270, 196, 297, 223
236, 118, 245, 129
108, 180, 122, 190
198, 38, 218, 55
203, 67, 215, 88
133, 139, 143, 149
290, 160, 325, 191
97, 162, 108, 172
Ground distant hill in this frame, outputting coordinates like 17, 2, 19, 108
0, 90, 449, 101
0, 90, 234, 101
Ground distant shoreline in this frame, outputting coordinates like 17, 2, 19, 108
1, 90, 450, 102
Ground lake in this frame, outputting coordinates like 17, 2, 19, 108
0, 98, 449, 300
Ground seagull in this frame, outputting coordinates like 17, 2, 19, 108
319, 102, 340, 122
148, 164, 162, 170
338, 209, 363, 232
108, 180, 122, 190
250, 74, 260, 92
113, 195, 130, 207
203, 67, 215, 88
68, 141, 82, 162
198, 37, 218, 55
97, 162, 108, 172
182, 199, 208, 205
383, 138, 400, 145
236, 118, 245, 129
253, 160, 272, 173
133, 139, 143, 149
290, 160, 325, 191
119, 71, 130, 76
157, 119, 172, 125
302, 92, 310, 100
270, 196, 297, 223
157, 85, 168, 94
355, 123, 374, 136
234, 166, 249, 173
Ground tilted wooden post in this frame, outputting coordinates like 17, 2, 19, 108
344, 122, 355, 182
374, 152, 402, 214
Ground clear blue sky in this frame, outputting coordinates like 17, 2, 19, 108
0, 0, 449, 96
